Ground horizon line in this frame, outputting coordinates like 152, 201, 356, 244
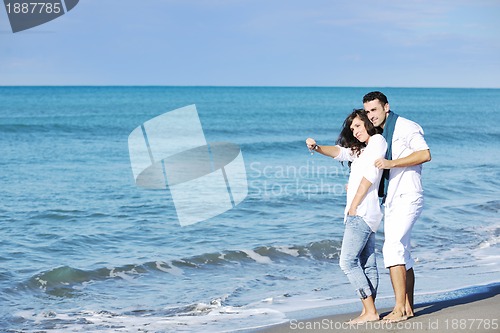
1, 84, 499, 89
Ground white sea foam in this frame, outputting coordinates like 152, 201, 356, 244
13, 304, 287, 333
108, 268, 138, 282
35, 277, 48, 290
155, 260, 184, 276
275, 246, 300, 257
478, 234, 500, 249
241, 249, 273, 264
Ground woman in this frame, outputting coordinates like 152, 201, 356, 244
306, 109, 387, 323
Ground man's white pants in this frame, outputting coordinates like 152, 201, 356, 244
383, 192, 424, 269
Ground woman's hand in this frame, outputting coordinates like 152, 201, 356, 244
348, 207, 357, 216
306, 138, 317, 150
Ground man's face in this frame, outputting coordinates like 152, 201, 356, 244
364, 99, 389, 128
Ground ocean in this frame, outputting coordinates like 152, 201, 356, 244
1, 86, 499, 332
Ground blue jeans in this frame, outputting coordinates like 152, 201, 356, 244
339, 215, 378, 299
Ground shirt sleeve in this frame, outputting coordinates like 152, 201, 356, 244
406, 122, 429, 152
362, 134, 387, 184
334, 145, 355, 162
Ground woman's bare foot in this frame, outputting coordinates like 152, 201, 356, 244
347, 312, 380, 324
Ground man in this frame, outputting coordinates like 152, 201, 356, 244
363, 91, 431, 322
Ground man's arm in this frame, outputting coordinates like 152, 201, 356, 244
374, 149, 431, 169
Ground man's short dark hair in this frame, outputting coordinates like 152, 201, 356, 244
363, 91, 388, 105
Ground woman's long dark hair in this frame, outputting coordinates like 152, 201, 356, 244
336, 109, 381, 157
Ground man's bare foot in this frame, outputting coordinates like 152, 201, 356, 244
405, 307, 414, 318
346, 313, 380, 324
383, 310, 408, 323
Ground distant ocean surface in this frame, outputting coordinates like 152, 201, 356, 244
1, 86, 499, 332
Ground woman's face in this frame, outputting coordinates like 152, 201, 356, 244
350, 116, 370, 143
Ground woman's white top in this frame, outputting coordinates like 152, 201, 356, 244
334, 134, 387, 232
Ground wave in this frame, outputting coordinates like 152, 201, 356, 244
472, 200, 500, 213
10, 282, 500, 333
0, 123, 126, 137
240, 139, 308, 154
28, 208, 93, 222
425, 124, 500, 144
10, 297, 287, 333
24, 239, 341, 296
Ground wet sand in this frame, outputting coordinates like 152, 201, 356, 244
255, 283, 500, 332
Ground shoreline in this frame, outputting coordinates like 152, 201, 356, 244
252, 282, 500, 332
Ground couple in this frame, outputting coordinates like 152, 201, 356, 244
306, 91, 431, 324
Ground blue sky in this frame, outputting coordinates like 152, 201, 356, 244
1, 0, 499, 87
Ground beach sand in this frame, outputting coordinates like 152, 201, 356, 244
255, 284, 500, 332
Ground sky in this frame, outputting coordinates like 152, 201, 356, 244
1, 0, 499, 88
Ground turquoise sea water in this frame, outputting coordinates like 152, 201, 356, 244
1, 87, 499, 332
